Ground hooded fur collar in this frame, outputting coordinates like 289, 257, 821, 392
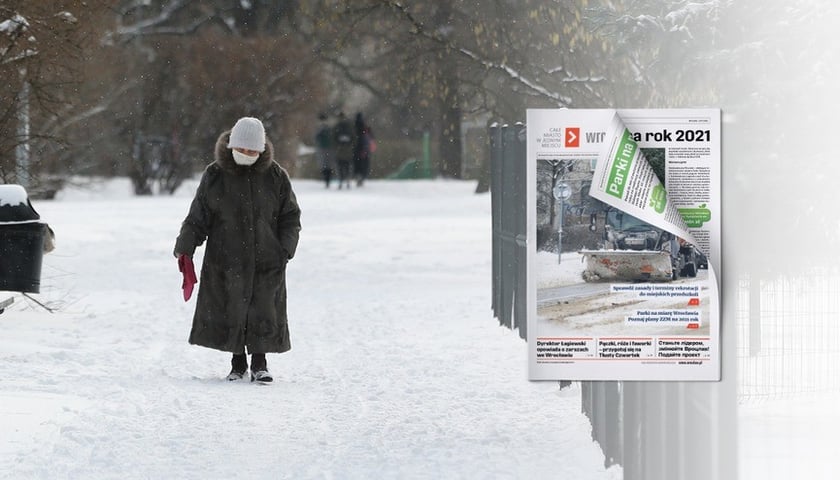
215, 130, 275, 173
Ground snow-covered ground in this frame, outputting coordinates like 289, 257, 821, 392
536, 250, 587, 289
0, 179, 620, 479
5, 177, 839, 479
740, 394, 840, 480
536, 245, 711, 336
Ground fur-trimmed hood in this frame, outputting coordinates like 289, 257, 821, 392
215, 130, 275, 173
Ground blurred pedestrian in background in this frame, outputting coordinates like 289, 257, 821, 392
353, 112, 375, 187
333, 112, 355, 190
315, 112, 334, 188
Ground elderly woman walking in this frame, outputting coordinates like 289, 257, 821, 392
174, 117, 301, 383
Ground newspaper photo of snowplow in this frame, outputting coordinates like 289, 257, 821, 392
535, 158, 710, 337
580, 206, 704, 283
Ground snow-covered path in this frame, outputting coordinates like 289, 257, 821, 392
0, 179, 618, 479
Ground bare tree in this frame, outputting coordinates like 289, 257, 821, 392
0, 1, 109, 194
302, 1, 612, 179
62, 0, 324, 194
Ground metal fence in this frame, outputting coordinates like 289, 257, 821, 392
738, 270, 840, 401
489, 122, 736, 480
490, 123, 527, 339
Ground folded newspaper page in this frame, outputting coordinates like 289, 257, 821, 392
526, 108, 720, 381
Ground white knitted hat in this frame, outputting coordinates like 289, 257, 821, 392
227, 117, 266, 152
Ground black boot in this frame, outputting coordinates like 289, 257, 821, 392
250, 353, 273, 383
227, 353, 248, 381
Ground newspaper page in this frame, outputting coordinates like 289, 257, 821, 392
526, 108, 721, 381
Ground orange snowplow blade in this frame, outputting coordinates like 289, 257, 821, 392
580, 250, 673, 282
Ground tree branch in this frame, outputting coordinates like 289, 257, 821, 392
382, 1, 575, 106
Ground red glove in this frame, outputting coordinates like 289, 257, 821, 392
177, 254, 197, 301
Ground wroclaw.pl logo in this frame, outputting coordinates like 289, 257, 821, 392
564, 127, 580, 147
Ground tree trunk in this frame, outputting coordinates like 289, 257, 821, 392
15, 76, 30, 189
434, 2, 462, 179
438, 78, 462, 178
475, 158, 490, 193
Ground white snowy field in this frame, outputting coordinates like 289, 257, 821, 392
536, 251, 586, 289
740, 394, 840, 480
0, 179, 620, 480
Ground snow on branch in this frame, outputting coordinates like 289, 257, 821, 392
664, 1, 720, 39
547, 66, 606, 83
54, 11, 78, 24
458, 46, 572, 106
613, 2, 720, 40
383, 0, 575, 106
0, 13, 29, 35
117, 17, 218, 39
113, 0, 197, 39
664, 1, 720, 26
615, 13, 664, 33
0, 13, 31, 58
1, 48, 38, 65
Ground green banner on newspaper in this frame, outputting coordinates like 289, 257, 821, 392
678, 205, 712, 227
606, 129, 637, 199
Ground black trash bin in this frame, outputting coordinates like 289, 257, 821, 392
0, 185, 47, 293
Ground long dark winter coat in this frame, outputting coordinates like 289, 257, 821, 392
174, 131, 301, 354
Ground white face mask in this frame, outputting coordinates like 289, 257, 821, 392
232, 150, 259, 166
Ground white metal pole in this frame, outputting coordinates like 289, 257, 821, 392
557, 198, 563, 264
